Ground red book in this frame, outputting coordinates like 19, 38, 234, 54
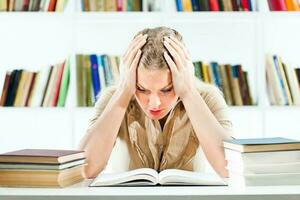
48, 0, 57, 11
209, 0, 220, 11
51, 62, 65, 106
268, 0, 288, 11
0, 72, 11, 106
22, 0, 30, 11
116, 0, 123, 11
240, 0, 250, 11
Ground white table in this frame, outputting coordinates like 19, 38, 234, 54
1, 180, 300, 200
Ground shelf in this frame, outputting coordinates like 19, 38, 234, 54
0, 12, 299, 25
75, 12, 162, 23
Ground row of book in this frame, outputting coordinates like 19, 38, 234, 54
224, 137, 300, 187
193, 61, 254, 106
268, 0, 300, 11
0, 149, 85, 187
0, 59, 70, 107
266, 54, 300, 106
176, 0, 257, 12
76, 54, 120, 107
0, 0, 69, 12
81, 0, 160, 12
76, 54, 254, 107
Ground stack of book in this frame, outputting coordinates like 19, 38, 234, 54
224, 137, 300, 188
0, 149, 86, 187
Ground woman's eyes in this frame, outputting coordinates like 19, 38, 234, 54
161, 88, 173, 93
136, 87, 173, 93
137, 87, 146, 92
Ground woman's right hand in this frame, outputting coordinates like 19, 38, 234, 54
118, 33, 148, 97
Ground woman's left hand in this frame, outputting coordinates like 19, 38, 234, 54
163, 36, 196, 99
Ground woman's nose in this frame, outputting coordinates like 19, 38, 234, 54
149, 94, 161, 108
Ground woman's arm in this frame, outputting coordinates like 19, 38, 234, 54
79, 33, 148, 178
79, 88, 131, 178
181, 89, 231, 178
163, 35, 231, 177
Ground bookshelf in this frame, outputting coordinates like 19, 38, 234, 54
0, 0, 299, 154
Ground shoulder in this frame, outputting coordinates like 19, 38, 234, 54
88, 85, 118, 128
194, 79, 227, 110
193, 79, 233, 135
94, 85, 118, 110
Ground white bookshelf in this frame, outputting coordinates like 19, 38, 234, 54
0, 0, 300, 154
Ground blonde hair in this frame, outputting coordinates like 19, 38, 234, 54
134, 26, 183, 70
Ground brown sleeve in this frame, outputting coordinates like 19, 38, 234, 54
87, 86, 118, 130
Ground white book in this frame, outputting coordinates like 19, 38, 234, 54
257, 0, 269, 12
90, 168, 227, 186
284, 63, 300, 105
227, 161, 300, 174
228, 172, 300, 188
30, 65, 51, 107
225, 148, 300, 165
266, 54, 285, 105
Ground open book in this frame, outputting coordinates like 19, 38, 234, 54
89, 168, 227, 186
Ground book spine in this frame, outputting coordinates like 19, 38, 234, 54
76, 55, 84, 106
97, 55, 107, 90
240, 0, 250, 11
268, 0, 288, 11
211, 62, 222, 89
25, 72, 37, 107
0, 72, 11, 106
57, 58, 71, 107
51, 62, 65, 106
47, 0, 57, 11
273, 55, 289, 105
231, 0, 239, 11
199, 0, 210, 11
175, 0, 183, 11
218, 0, 225, 11
219, 65, 233, 105
209, 0, 220, 10
90, 54, 101, 102
191, 0, 200, 11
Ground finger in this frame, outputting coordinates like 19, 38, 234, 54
163, 40, 184, 69
127, 37, 147, 66
169, 36, 190, 60
164, 51, 178, 74
164, 36, 185, 61
124, 34, 147, 59
130, 49, 142, 71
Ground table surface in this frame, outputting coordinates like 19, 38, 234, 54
1, 180, 300, 200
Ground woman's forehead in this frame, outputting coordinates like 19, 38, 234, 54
137, 68, 172, 88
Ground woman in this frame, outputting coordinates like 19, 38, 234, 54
79, 26, 233, 179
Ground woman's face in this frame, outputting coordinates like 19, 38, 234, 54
135, 67, 179, 120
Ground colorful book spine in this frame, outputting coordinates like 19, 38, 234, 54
90, 54, 101, 102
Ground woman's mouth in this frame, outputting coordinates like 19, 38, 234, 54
149, 109, 162, 116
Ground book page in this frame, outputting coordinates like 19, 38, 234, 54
158, 169, 227, 186
90, 168, 158, 186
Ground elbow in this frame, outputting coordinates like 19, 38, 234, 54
83, 162, 105, 179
